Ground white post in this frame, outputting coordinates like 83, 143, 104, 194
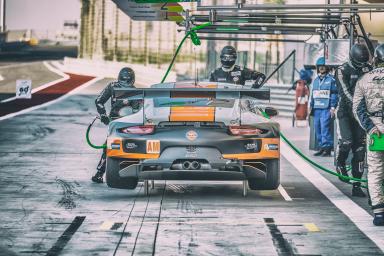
0, 0, 5, 32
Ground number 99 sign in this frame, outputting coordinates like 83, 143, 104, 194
16, 80, 32, 99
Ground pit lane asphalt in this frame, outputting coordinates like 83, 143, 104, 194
0, 78, 383, 256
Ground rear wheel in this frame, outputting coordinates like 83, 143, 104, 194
248, 159, 280, 190
106, 157, 138, 189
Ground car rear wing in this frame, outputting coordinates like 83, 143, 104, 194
113, 87, 270, 101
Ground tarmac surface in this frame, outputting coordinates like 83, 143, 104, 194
0, 64, 383, 255
0, 62, 63, 101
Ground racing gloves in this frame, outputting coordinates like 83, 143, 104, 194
100, 114, 110, 125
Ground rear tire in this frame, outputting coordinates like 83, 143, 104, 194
248, 159, 280, 190
106, 157, 138, 189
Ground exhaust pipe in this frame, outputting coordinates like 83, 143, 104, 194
191, 161, 201, 170
182, 161, 191, 170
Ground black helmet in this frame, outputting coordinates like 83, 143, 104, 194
374, 44, 384, 67
118, 67, 135, 87
349, 43, 370, 69
220, 45, 237, 68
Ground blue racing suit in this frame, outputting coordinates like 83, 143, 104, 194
310, 73, 338, 150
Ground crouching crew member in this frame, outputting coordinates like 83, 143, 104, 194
311, 57, 338, 157
353, 44, 384, 226
210, 46, 266, 88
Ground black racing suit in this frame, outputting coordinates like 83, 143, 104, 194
95, 81, 140, 174
209, 65, 266, 88
335, 62, 372, 182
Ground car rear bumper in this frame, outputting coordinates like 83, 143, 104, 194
119, 161, 267, 181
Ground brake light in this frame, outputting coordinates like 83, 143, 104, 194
229, 126, 263, 136
120, 125, 155, 134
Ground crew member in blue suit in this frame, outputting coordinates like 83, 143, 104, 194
310, 57, 338, 157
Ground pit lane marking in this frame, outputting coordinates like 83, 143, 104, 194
0, 76, 103, 121
46, 216, 86, 256
98, 220, 317, 226
278, 185, 293, 201
304, 223, 320, 232
100, 220, 115, 230
1, 61, 69, 103
281, 141, 384, 252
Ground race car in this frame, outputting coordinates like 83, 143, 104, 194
105, 81, 280, 192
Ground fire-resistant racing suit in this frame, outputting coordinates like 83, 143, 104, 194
209, 65, 266, 88
335, 62, 372, 184
353, 67, 384, 213
94, 81, 141, 177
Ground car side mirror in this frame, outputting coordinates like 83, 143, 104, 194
264, 107, 278, 117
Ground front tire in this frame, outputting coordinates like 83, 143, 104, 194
248, 159, 280, 190
106, 157, 138, 189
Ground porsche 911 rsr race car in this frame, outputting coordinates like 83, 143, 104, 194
105, 81, 280, 191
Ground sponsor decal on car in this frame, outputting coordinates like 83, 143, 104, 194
126, 142, 138, 149
146, 140, 160, 154
111, 143, 121, 150
186, 130, 198, 141
244, 143, 258, 151
264, 144, 279, 151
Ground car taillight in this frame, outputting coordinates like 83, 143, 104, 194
229, 126, 263, 136
120, 125, 155, 134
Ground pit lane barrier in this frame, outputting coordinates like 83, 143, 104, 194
86, 21, 383, 187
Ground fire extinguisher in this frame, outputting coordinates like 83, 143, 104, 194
292, 79, 309, 127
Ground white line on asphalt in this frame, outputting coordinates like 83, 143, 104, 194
0, 61, 69, 103
0, 61, 40, 70
277, 185, 293, 201
0, 76, 103, 122
280, 141, 384, 252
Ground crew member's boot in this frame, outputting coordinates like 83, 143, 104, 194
336, 165, 349, 183
313, 149, 324, 156
352, 182, 366, 197
92, 153, 106, 183
373, 213, 384, 226
92, 170, 104, 183
321, 147, 332, 157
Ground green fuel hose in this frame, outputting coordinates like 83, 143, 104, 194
86, 117, 107, 149
161, 22, 212, 83
258, 112, 368, 187
161, 33, 190, 83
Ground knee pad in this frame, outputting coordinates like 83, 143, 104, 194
338, 140, 352, 152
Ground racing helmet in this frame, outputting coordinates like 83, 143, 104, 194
118, 67, 135, 87
374, 44, 384, 67
220, 45, 237, 68
349, 43, 370, 69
